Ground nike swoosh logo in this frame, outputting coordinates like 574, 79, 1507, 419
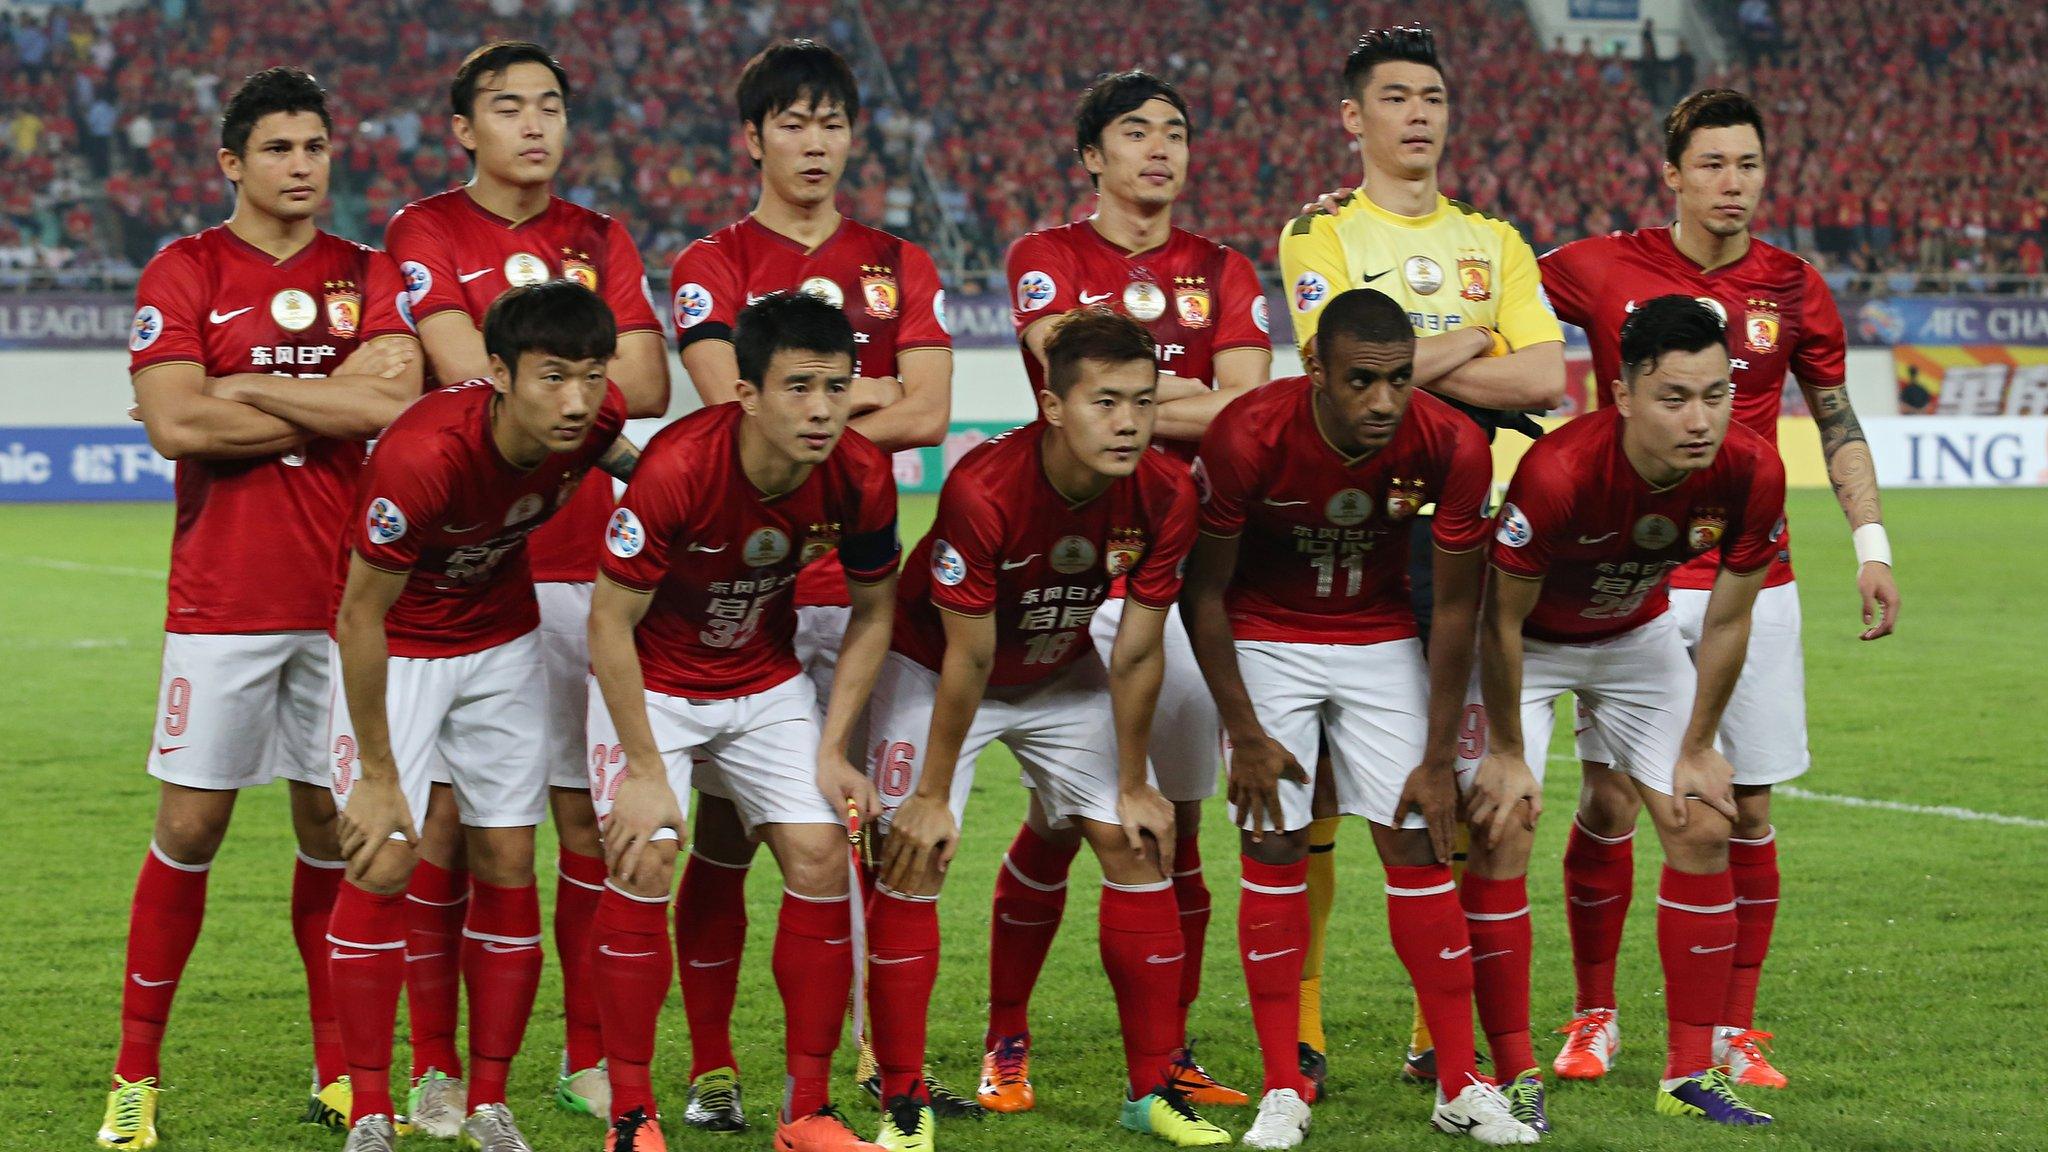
1078, 291, 1112, 305
1472, 949, 1513, 962
870, 955, 927, 966
1001, 554, 1039, 570
458, 269, 492, 284
689, 543, 728, 553
404, 951, 445, 963
1146, 953, 1187, 965
1438, 945, 1473, 960
481, 941, 535, 954
1569, 894, 1623, 908
687, 957, 737, 968
1577, 532, 1618, 544
1261, 498, 1308, 507
156, 745, 186, 756
999, 913, 1058, 927
1689, 942, 1737, 954
442, 522, 484, 533
1361, 270, 1391, 283
330, 951, 379, 961
599, 945, 658, 959
208, 307, 254, 324
130, 974, 177, 987
825, 937, 851, 946
1245, 948, 1299, 963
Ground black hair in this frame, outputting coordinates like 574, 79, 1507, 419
1045, 308, 1156, 398
1342, 25, 1445, 99
1664, 88, 1766, 166
1315, 288, 1415, 355
220, 67, 330, 157
736, 39, 862, 135
733, 291, 858, 387
451, 41, 571, 120
483, 280, 617, 373
1618, 295, 1726, 384
1073, 70, 1191, 187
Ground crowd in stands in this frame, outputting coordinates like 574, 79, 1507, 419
0, 0, 2041, 292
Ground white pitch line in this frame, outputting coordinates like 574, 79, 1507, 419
4, 555, 166, 580
1542, 753, 2046, 829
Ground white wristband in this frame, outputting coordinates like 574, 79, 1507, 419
1852, 523, 1892, 568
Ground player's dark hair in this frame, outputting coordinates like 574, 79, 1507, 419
1618, 295, 1726, 385
1664, 88, 1766, 166
1044, 308, 1157, 399
451, 41, 571, 121
483, 281, 617, 375
1343, 25, 1445, 99
220, 67, 330, 157
1073, 70, 1192, 187
733, 292, 858, 388
1315, 288, 1415, 355
736, 39, 861, 140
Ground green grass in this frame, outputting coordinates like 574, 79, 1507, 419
1, 489, 2044, 1151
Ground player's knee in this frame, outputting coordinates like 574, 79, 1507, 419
352, 839, 417, 895
1172, 799, 1204, 841
620, 840, 678, 899
1368, 824, 1437, 869
1465, 822, 1535, 879
153, 801, 231, 864
769, 831, 846, 899
1576, 768, 1640, 837
550, 787, 602, 855
464, 826, 537, 887
691, 797, 759, 865
1661, 805, 1733, 871
1730, 786, 1773, 841
1239, 826, 1310, 867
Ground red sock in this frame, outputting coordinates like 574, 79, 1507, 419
405, 859, 467, 1080
773, 890, 852, 1119
1562, 818, 1634, 1011
462, 880, 543, 1110
1656, 866, 1737, 1078
556, 849, 607, 1073
595, 883, 672, 1122
1461, 873, 1536, 1078
329, 881, 407, 1124
1099, 880, 1184, 1098
676, 852, 749, 1079
1385, 863, 1479, 1097
1172, 835, 1210, 1043
1722, 830, 1780, 1029
870, 886, 941, 1101
986, 824, 1079, 1048
114, 843, 210, 1083
1238, 857, 1309, 1095
292, 852, 348, 1086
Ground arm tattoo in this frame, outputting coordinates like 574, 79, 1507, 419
597, 436, 640, 481
1809, 386, 1883, 528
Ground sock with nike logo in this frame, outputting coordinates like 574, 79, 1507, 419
1563, 817, 1634, 1012
404, 858, 468, 1080
329, 881, 407, 1125
556, 848, 608, 1075
1100, 878, 1184, 1098
595, 881, 672, 1121
1656, 865, 1737, 1077
774, 889, 853, 1118
1722, 829, 1779, 1029
115, 843, 211, 1083
291, 852, 348, 1086
1385, 863, 1479, 1098
869, 885, 941, 1101
1172, 836, 1210, 1043
1462, 872, 1536, 1076
463, 879, 543, 1110
1239, 856, 1310, 1095
676, 850, 749, 1079
985, 824, 1079, 1048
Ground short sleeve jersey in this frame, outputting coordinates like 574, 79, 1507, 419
1489, 407, 1786, 644
1279, 191, 1564, 437
1196, 378, 1491, 644
385, 189, 660, 583
1539, 227, 1845, 588
128, 226, 412, 633
346, 380, 628, 658
894, 423, 1197, 687
600, 404, 900, 700
1007, 221, 1270, 460
669, 215, 949, 609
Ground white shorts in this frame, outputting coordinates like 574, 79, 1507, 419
1459, 613, 1694, 797
864, 651, 1121, 832
1087, 598, 1222, 802
795, 604, 851, 703
538, 581, 595, 790
147, 631, 330, 790
1573, 583, 1808, 786
1230, 639, 1430, 832
326, 631, 548, 830
587, 672, 835, 832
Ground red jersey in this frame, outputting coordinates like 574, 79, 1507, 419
385, 189, 661, 583
1007, 220, 1269, 459
1196, 379, 1491, 644
346, 380, 628, 658
128, 226, 412, 634
894, 423, 1197, 687
1490, 406, 1786, 644
599, 404, 900, 700
670, 215, 950, 609
1539, 227, 1843, 588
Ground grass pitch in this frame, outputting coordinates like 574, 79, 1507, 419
1, 488, 2043, 1151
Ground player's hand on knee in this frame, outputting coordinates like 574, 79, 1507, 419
603, 770, 685, 883
1229, 734, 1306, 841
1117, 783, 1176, 879
817, 751, 880, 826
1858, 561, 1900, 640
879, 792, 956, 891
1395, 758, 1460, 863
1670, 747, 1738, 826
1469, 751, 1542, 848
336, 770, 417, 870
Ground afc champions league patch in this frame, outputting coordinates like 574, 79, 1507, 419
933, 289, 950, 335
742, 527, 791, 568
400, 260, 433, 306
503, 251, 550, 287
1122, 278, 1167, 322
271, 288, 318, 332
1325, 488, 1371, 527
1403, 255, 1444, 296
932, 539, 967, 586
130, 305, 164, 352
367, 497, 407, 544
1293, 271, 1329, 313
1190, 456, 1214, 505
1252, 294, 1270, 334
800, 276, 846, 310
1496, 502, 1531, 548
1016, 270, 1056, 313
1632, 514, 1679, 550
1049, 534, 1098, 575
674, 282, 714, 329
606, 507, 645, 559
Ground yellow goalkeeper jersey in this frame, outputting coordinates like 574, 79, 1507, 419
1278, 188, 1563, 353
